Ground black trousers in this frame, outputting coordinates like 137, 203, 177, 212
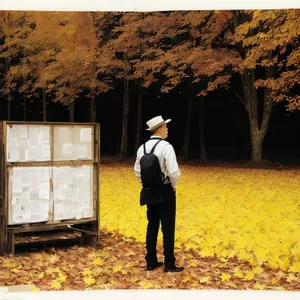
145, 184, 176, 267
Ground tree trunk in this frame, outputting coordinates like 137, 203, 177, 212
135, 83, 143, 153
243, 67, 274, 165
120, 79, 129, 158
6, 59, 11, 121
69, 102, 75, 122
90, 95, 96, 122
42, 88, 46, 122
231, 12, 274, 166
182, 95, 193, 160
23, 94, 27, 121
249, 128, 263, 164
7, 98, 11, 121
198, 95, 208, 161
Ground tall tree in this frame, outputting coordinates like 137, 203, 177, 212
0, 12, 103, 122
37, 12, 104, 121
0, 11, 65, 121
98, 12, 213, 158
97, 12, 147, 157
187, 9, 299, 165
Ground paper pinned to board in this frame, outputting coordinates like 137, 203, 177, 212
41, 144, 51, 160
52, 165, 93, 221
29, 127, 39, 146
30, 201, 41, 215
12, 177, 23, 194
62, 143, 73, 155
39, 181, 50, 200
10, 150, 20, 161
80, 128, 92, 142
18, 125, 28, 139
40, 126, 50, 144
74, 145, 89, 158
9, 167, 52, 225
7, 124, 51, 162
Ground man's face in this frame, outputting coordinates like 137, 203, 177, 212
160, 123, 168, 139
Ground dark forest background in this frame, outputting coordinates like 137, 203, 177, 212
0, 10, 299, 165
1, 84, 299, 164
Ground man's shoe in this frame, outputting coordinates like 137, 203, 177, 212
164, 265, 184, 272
146, 261, 164, 271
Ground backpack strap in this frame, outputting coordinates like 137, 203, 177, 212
148, 138, 170, 184
143, 138, 163, 155
150, 139, 163, 154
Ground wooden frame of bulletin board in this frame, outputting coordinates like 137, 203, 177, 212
0, 121, 100, 255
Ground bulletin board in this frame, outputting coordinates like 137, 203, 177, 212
0, 122, 100, 229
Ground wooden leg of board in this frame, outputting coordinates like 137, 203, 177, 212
8, 231, 15, 255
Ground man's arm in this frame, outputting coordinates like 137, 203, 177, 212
133, 148, 142, 183
163, 144, 180, 189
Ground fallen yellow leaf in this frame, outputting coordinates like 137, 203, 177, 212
253, 283, 266, 290
58, 273, 67, 282
221, 273, 231, 282
199, 276, 210, 283
139, 281, 154, 289
253, 266, 264, 274
113, 265, 122, 273
244, 271, 255, 280
234, 270, 244, 278
82, 268, 93, 276
51, 280, 61, 289
182, 276, 191, 283
83, 276, 96, 286
289, 262, 300, 273
287, 273, 297, 283
93, 257, 104, 265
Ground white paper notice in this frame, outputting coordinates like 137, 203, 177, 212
55, 204, 64, 218
39, 182, 50, 200
22, 184, 31, 193
29, 127, 39, 146
75, 145, 89, 159
83, 207, 93, 218
40, 202, 50, 219
13, 204, 23, 218
12, 178, 23, 194
9, 166, 53, 225
18, 125, 28, 139
28, 147, 39, 160
41, 144, 51, 160
62, 143, 73, 155
40, 126, 50, 144
52, 165, 93, 221
74, 209, 83, 219
30, 201, 40, 215
19, 139, 29, 148
10, 150, 20, 161
80, 128, 92, 142
10, 137, 19, 147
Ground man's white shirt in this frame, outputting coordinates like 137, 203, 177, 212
134, 135, 180, 189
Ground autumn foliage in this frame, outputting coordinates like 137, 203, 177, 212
1, 9, 299, 164
1, 164, 300, 291
1, 10, 299, 106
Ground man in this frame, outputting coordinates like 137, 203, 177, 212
134, 115, 184, 272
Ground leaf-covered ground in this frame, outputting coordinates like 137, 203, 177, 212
1, 163, 300, 291
100, 163, 300, 285
1, 230, 300, 291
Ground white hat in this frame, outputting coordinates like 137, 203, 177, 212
146, 116, 171, 131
